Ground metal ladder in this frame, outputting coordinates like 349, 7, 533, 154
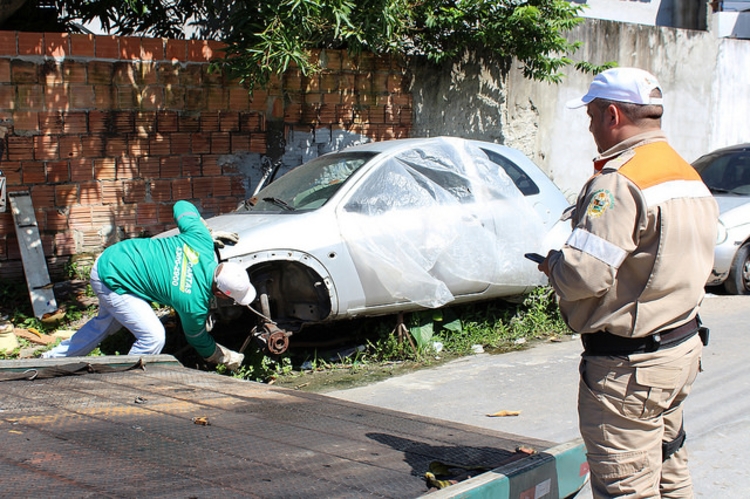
8, 191, 58, 318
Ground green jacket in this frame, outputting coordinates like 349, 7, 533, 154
97, 201, 218, 357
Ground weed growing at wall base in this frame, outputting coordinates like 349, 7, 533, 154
240, 287, 573, 388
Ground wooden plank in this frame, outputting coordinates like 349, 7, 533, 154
8, 191, 58, 318
0, 175, 6, 213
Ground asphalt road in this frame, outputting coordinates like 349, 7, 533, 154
329, 293, 750, 498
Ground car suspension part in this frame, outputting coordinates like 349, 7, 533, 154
240, 290, 293, 356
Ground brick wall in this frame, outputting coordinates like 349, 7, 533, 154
0, 31, 412, 281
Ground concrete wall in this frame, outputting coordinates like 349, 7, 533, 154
410, 52, 506, 144
414, 15, 750, 200
516, 18, 724, 197
712, 36, 750, 148
576, 0, 708, 30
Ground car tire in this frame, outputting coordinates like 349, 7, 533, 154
724, 242, 750, 295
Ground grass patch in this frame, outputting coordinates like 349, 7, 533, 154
227, 286, 572, 390
1, 270, 572, 392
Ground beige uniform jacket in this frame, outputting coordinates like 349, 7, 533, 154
548, 131, 719, 338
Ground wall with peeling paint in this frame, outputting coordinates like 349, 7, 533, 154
414, 16, 750, 200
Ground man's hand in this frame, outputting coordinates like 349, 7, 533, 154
538, 250, 560, 277
205, 343, 244, 371
211, 230, 239, 248
201, 217, 240, 248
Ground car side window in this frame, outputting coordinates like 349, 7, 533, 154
697, 152, 750, 193
344, 160, 473, 215
343, 164, 415, 214
402, 160, 474, 203
344, 149, 479, 213
696, 155, 728, 188
727, 154, 750, 188
481, 148, 540, 196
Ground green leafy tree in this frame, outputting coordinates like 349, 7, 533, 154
410, 0, 589, 82
2, 0, 600, 87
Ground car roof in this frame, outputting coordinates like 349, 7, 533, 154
337, 137, 439, 156
700, 143, 750, 157
338, 137, 510, 155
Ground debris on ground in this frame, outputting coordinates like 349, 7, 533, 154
0, 322, 19, 354
13, 328, 57, 345
52, 329, 77, 339
424, 460, 491, 491
487, 410, 521, 417
41, 308, 66, 325
516, 445, 537, 455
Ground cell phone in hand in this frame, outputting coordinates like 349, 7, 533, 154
524, 252, 545, 264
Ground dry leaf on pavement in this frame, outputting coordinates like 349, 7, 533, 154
486, 410, 521, 417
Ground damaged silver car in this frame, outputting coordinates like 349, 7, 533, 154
200, 137, 571, 354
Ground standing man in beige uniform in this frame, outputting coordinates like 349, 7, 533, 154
538, 68, 718, 498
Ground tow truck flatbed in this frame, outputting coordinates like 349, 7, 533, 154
0, 356, 588, 498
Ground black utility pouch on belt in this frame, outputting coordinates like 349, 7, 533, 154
697, 315, 709, 346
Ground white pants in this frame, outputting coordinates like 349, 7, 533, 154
43, 260, 166, 358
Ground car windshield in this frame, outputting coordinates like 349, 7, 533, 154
694, 149, 750, 195
239, 152, 377, 212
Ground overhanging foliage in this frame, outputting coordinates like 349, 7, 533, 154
4, 0, 604, 88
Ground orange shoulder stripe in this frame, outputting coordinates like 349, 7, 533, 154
618, 142, 701, 189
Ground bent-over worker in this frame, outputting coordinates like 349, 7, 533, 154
43, 200, 252, 370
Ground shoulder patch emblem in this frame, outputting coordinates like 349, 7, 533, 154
587, 189, 615, 218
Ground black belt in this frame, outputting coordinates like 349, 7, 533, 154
582, 317, 700, 356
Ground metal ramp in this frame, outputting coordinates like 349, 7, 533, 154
8, 191, 57, 318
0, 356, 588, 499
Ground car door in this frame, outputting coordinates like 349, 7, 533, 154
336, 140, 500, 309
477, 147, 560, 292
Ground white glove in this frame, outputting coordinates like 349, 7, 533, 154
211, 230, 239, 248
205, 343, 244, 371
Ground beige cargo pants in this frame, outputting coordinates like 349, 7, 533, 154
578, 334, 702, 499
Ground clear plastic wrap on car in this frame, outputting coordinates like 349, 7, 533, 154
339, 137, 548, 308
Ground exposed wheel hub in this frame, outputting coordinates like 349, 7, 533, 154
253, 322, 291, 355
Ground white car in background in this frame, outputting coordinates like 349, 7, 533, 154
195, 137, 571, 353
693, 143, 750, 295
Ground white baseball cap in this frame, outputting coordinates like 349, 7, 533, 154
214, 262, 256, 305
566, 67, 663, 109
